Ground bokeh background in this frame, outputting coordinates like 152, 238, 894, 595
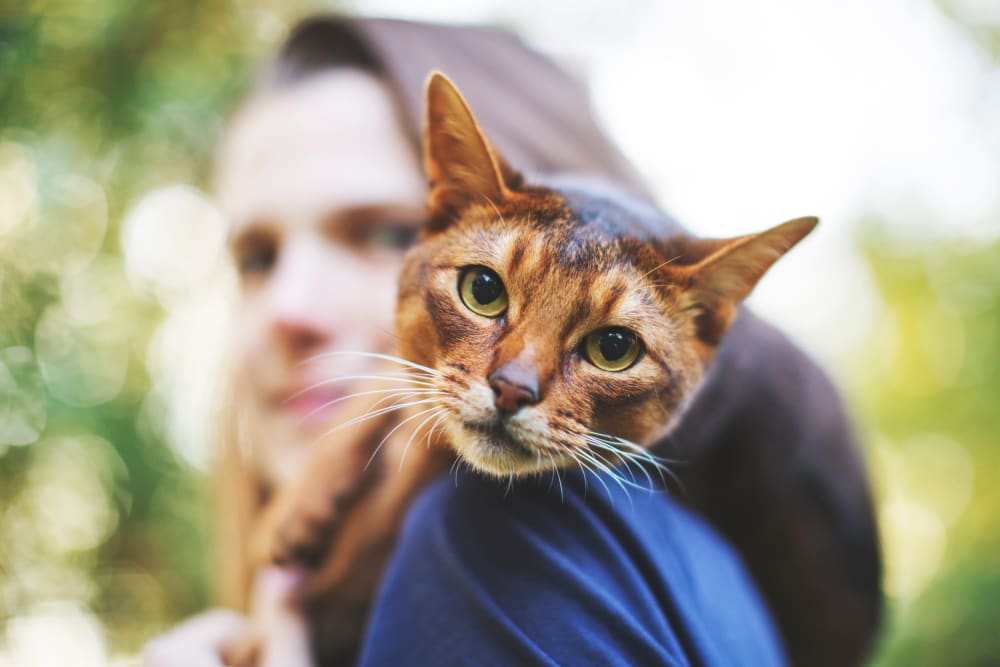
1, 1, 997, 665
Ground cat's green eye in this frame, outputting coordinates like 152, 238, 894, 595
459, 266, 508, 317
584, 327, 641, 372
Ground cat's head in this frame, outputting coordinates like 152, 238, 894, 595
396, 73, 816, 478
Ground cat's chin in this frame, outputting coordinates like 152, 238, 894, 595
448, 421, 557, 478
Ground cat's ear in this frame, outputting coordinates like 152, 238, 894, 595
677, 216, 818, 344
424, 72, 511, 228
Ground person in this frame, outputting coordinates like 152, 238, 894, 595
144, 16, 881, 667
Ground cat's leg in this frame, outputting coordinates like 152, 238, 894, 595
250, 405, 392, 568
249, 358, 437, 566
298, 439, 453, 665
244, 382, 453, 665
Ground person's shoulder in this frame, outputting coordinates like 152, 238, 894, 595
405, 466, 728, 564
387, 468, 787, 667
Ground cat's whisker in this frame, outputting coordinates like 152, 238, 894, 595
574, 447, 632, 505
324, 389, 443, 434
302, 386, 443, 421
589, 436, 661, 486
552, 423, 654, 494
399, 409, 447, 471
639, 253, 684, 281
574, 448, 630, 502
590, 438, 671, 489
546, 451, 564, 502
294, 374, 439, 397
363, 388, 445, 416
584, 436, 654, 492
606, 436, 685, 492
482, 194, 507, 227
299, 351, 440, 380
423, 411, 451, 450
321, 398, 441, 439
567, 449, 591, 498
606, 435, 682, 472
310, 351, 444, 378
364, 405, 442, 471
580, 437, 661, 496
589, 429, 683, 468
583, 436, 640, 481
303, 350, 442, 379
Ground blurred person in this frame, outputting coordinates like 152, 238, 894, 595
144, 16, 880, 667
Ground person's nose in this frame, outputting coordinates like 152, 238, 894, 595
267, 239, 334, 360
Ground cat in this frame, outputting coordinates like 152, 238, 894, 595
394, 73, 816, 480
242, 73, 880, 667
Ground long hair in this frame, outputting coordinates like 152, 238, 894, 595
211, 14, 650, 609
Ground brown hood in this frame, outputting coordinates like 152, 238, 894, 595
269, 16, 649, 196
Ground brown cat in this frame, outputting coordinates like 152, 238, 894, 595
243, 73, 879, 667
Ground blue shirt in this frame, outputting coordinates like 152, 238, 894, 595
357, 468, 786, 666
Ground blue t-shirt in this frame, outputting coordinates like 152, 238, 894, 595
357, 468, 786, 666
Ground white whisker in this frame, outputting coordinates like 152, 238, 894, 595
583, 436, 638, 478
574, 448, 626, 502
321, 398, 440, 438
399, 409, 447, 471
568, 450, 591, 498
303, 386, 443, 421
424, 411, 451, 449
293, 375, 438, 397
640, 254, 684, 281
546, 451, 564, 502
364, 406, 441, 471
584, 436, 653, 491
363, 389, 443, 416
304, 350, 442, 378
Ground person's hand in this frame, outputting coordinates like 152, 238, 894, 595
143, 568, 312, 667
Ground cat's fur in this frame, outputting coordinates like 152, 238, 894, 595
395, 74, 816, 484
246, 74, 880, 667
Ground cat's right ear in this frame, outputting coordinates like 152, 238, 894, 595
424, 72, 510, 230
675, 216, 818, 346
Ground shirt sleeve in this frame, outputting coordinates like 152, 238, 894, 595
355, 468, 787, 667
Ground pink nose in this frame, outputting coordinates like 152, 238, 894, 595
488, 375, 539, 414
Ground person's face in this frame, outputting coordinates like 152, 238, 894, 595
216, 70, 426, 477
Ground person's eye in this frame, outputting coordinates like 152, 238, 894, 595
365, 224, 418, 251
237, 240, 277, 276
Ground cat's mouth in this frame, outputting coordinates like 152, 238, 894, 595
460, 420, 536, 459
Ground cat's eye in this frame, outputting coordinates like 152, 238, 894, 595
583, 327, 642, 372
459, 266, 508, 317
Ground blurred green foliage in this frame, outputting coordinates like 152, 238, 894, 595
0, 0, 294, 652
860, 232, 1000, 667
0, 1, 997, 664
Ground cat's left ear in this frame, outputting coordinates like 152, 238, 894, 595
424, 72, 511, 229
677, 216, 818, 344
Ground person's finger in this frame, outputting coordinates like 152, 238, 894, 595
252, 567, 314, 667
143, 609, 249, 667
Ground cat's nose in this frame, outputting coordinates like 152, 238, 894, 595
488, 371, 539, 414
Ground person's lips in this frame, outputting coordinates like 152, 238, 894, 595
279, 385, 346, 426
